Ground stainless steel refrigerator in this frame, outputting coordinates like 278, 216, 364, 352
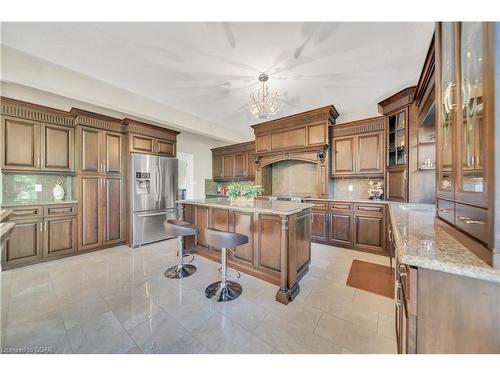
129, 153, 178, 247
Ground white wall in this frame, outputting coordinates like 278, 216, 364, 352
336, 105, 381, 124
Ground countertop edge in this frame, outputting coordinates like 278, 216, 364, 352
177, 199, 314, 215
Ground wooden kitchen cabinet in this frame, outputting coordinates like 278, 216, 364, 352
311, 211, 328, 242
129, 133, 176, 157
211, 141, 255, 181
2, 218, 43, 267
43, 216, 77, 258
386, 166, 407, 202
1, 115, 75, 172
78, 127, 124, 175
331, 117, 385, 177
328, 212, 353, 247
102, 176, 125, 246
102, 131, 123, 174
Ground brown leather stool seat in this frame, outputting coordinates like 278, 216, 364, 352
204, 228, 248, 302
163, 219, 199, 279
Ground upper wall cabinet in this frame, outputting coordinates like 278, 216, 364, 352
252, 106, 339, 155
211, 141, 255, 182
124, 119, 179, 157
1, 115, 75, 173
77, 126, 124, 175
331, 117, 385, 177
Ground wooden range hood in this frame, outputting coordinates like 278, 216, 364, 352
251, 105, 339, 198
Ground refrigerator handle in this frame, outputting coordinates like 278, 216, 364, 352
155, 164, 160, 203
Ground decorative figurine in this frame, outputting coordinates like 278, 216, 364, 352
368, 180, 384, 200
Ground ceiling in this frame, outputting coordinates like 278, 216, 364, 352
1, 22, 434, 135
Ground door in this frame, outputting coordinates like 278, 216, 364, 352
387, 167, 407, 201
158, 157, 178, 210
103, 177, 124, 246
436, 22, 456, 200
311, 211, 328, 242
43, 216, 77, 258
156, 139, 175, 157
132, 209, 177, 247
332, 136, 355, 174
130, 133, 155, 154
212, 155, 223, 180
234, 153, 246, 178
1, 116, 40, 170
354, 215, 384, 252
79, 127, 101, 173
131, 153, 158, 212
102, 131, 123, 174
3, 219, 43, 266
455, 22, 492, 208
79, 175, 102, 251
357, 131, 383, 174
41, 123, 74, 172
328, 213, 353, 246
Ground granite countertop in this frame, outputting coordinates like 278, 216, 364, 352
1, 199, 78, 207
177, 198, 314, 215
388, 203, 500, 283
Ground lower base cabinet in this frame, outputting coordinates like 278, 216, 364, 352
354, 215, 384, 252
311, 211, 328, 242
2, 204, 77, 269
328, 212, 353, 247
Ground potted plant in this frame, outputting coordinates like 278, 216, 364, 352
227, 182, 263, 202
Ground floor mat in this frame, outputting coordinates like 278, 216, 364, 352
346, 259, 394, 298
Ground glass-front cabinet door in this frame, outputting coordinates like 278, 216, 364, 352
388, 110, 407, 167
436, 22, 456, 200
455, 22, 491, 208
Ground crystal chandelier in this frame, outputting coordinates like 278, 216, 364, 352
248, 73, 281, 119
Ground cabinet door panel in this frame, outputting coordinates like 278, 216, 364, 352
355, 215, 384, 252
247, 152, 256, 179
103, 177, 124, 245
357, 132, 383, 174
311, 211, 328, 242
103, 131, 123, 174
1, 117, 39, 170
223, 155, 234, 178
42, 124, 74, 171
233, 153, 246, 178
130, 134, 155, 154
212, 156, 223, 180
79, 176, 102, 250
332, 136, 355, 174
387, 168, 407, 201
231, 211, 254, 265
156, 139, 175, 157
328, 213, 353, 246
4, 219, 42, 265
195, 206, 209, 247
80, 127, 101, 173
44, 217, 77, 258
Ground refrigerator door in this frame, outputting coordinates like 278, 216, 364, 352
132, 208, 177, 247
131, 153, 158, 212
158, 157, 178, 210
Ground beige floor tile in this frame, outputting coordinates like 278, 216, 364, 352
192, 313, 273, 354
352, 289, 396, 317
211, 296, 268, 331
58, 292, 111, 330
315, 312, 397, 354
378, 312, 397, 340
67, 311, 136, 354
322, 299, 379, 333
128, 310, 204, 354
253, 315, 340, 354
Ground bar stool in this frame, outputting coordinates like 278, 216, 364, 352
163, 220, 198, 279
204, 228, 248, 302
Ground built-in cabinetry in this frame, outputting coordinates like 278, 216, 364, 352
211, 141, 256, 181
435, 22, 495, 263
378, 88, 416, 202
330, 117, 385, 177
308, 199, 387, 256
1, 204, 78, 269
125, 119, 179, 157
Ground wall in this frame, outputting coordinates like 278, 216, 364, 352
270, 161, 318, 196
336, 105, 380, 125
332, 177, 384, 200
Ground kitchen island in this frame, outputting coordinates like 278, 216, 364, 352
177, 198, 314, 304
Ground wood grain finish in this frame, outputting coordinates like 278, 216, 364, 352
1, 116, 39, 170
41, 123, 74, 171
103, 177, 124, 245
211, 141, 255, 181
230, 210, 254, 264
387, 167, 407, 201
130, 133, 155, 154
79, 175, 102, 250
329, 213, 353, 246
257, 215, 282, 272
356, 132, 383, 174
354, 216, 384, 252
43, 216, 77, 258
103, 131, 123, 174
79, 127, 101, 173
332, 136, 355, 174
195, 206, 209, 247
156, 139, 175, 157
311, 211, 328, 242
3, 219, 42, 265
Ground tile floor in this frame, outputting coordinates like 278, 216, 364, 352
0, 240, 397, 354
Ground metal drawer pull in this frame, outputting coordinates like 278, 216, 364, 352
438, 208, 451, 213
457, 216, 486, 225
332, 205, 349, 210
358, 206, 381, 211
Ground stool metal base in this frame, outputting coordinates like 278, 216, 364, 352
205, 280, 242, 302
164, 264, 197, 279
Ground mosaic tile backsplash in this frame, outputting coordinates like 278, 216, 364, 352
2, 174, 74, 203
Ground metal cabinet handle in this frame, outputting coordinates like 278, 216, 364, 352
438, 208, 451, 213
457, 216, 486, 225
358, 206, 381, 212
137, 212, 168, 217
44, 221, 47, 232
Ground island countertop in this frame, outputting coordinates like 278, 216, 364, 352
177, 198, 314, 216
388, 203, 500, 283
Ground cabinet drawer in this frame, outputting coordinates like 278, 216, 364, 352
329, 202, 352, 212
308, 201, 328, 211
355, 203, 385, 216
437, 199, 455, 224
44, 204, 77, 217
455, 203, 489, 245
9, 205, 44, 220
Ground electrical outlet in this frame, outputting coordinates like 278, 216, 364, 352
348, 185, 354, 192
34, 184, 42, 192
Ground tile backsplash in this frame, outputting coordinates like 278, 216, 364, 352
2, 174, 74, 203
332, 177, 384, 200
